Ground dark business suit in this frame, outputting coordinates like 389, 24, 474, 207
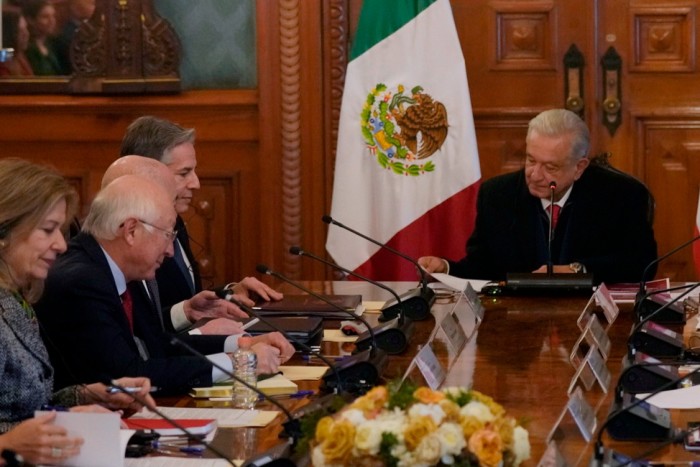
35, 233, 213, 394
449, 164, 657, 284
156, 216, 203, 333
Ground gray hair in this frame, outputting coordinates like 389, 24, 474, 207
82, 176, 163, 240
119, 116, 196, 165
527, 109, 590, 161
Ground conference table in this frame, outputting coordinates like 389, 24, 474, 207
157, 280, 700, 466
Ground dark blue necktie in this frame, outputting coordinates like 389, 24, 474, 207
173, 239, 195, 294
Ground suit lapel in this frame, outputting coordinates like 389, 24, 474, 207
175, 216, 202, 292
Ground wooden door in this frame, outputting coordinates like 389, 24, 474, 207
448, 0, 700, 281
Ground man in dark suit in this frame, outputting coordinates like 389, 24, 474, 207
419, 108, 657, 284
36, 176, 291, 394
119, 116, 283, 334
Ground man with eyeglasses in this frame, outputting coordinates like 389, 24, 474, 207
36, 176, 293, 394
418, 108, 657, 284
119, 116, 283, 335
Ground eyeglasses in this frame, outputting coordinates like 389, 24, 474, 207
138, 219, 178, 241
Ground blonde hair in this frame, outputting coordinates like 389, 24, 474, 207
0, 158, 78, 301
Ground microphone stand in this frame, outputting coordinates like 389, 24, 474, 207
634, 282, 695, 325
322, 214, 434, 319
248, 267, 384, 393
109, 380, 237, 466
627, 282, 699, 359
286, 248, 413, 354
285, 247, 406, 323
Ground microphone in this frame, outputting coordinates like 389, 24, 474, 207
617, 352, 699, 394
635, 281, 693, 325
635, 234, 700, 319
167, 335, 302, 450
109, 379, 237, 466
546, 181, 556, 276
274, 250, 411, 355
322, 215, 434, 320
627, 282, 699, 359
591, 363, 700, 464
217, 283, 383, 394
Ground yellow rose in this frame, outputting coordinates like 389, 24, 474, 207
494, 416, 515, 449
315, 416, 334, 444
468, 428, 503, 467
414, 387, 445, 404
350, 386, 387, 416
404, 415, 437, 451
471, 391, 505, 417
460, 414, 484, 438
321, 420, 356, 464
439, 399, 461, 422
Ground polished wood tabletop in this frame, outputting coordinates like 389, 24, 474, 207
156, 281, 700, 466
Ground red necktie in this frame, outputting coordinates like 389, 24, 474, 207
121, 289, 134, 333
548, 204, 561, 230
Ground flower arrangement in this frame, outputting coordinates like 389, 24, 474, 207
309, 382, 530, 467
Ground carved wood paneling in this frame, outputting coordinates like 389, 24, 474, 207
489, 1, 556, 71
641, 117, 700, 281
630, 6, 695, 72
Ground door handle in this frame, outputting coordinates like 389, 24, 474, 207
601, 46, 622, 136
563, 44, 585, 117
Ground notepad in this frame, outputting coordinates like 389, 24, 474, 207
190, 374, 298, 399
123, 418, 217, 436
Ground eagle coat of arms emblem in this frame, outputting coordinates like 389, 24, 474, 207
361, 84, 449, 176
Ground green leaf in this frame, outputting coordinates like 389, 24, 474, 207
378, 152, 389, 168
407, 165, 420, 176
423, 161, 435, 172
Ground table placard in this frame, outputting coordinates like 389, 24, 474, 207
595, 283, 620, 325
537, 440, 566, 467
463, 282, 485, 323
576, 293, 597, 331
587, 344, 612, 393
547, 386, 597, 444
414, 344, 446, 390
579, 313, 611, 360
568, 343, 597, 393
440, 310, 468, 354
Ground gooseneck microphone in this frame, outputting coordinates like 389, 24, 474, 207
592, 364, 700, 464
634, 235, 700, 323
213, 287, 343, 393
322, 215, 434, 320
276, 250, 411, 355
254, 264, 384, 393
287, 246, 404, 323
109, 380, 237, 466
546, 181, 557, 276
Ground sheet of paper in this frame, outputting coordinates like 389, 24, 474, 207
279, 365, 328, 381
323, 329, 359, 343
35, 411, 124, 467
126, 458, 234, 466
428, 273, 488, 293
131, 407, 278, 428
362, 300, 385, 313
637, 384, 700, 409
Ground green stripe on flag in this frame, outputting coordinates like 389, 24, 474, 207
351, 0, 436, 60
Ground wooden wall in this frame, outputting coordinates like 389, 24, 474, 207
2, 0, 700, 285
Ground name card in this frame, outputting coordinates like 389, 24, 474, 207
440, 310, 468, 354
415, 344, 446, 390
548, 386, 597, 443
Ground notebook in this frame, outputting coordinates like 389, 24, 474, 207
252, 294, 362, 318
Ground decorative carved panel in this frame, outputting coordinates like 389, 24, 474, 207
630, 6, 695, 72
490, 1, 556, 70
642, 118, 700, 281
473, 113, 531, 178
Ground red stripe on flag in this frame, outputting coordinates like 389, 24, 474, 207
352, 181, 481, 280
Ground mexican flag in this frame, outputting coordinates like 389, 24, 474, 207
326, 0, 481, 280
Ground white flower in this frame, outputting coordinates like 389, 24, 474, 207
414, 433, 442, 465
408, 402, 446, 425
460, 400, 495, 423
311, 445, 327, 467
353, 421, 383, 455
436, 422, 466, 457
511, 426, 531, 466
340, 408, 367, 426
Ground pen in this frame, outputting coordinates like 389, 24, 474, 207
106, 386, 160, 394
40, 405, 69, 411
259, 390, 314, 400
302, 354, 347, 362
242, 318, 260, 330
153, 441, 205, 454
